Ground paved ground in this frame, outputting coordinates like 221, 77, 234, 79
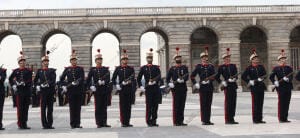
1, 90, 300, 138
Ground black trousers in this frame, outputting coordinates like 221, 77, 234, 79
68, 90, 82, 127
32, 92, 40, 107
94, 92, 109, 126
172, 85, 187, 125
40, 88, 54, 128
0, 93, 4, 128
251, 89, 265, 122
224, 87, 237, 122
16, 94, 31, 128
119, 85, 133, 125
58, 91, 65, 106
199, 90, 213, 123
12, 94, 17, 107
145, 85, 160, 125
277, 87, 292, 122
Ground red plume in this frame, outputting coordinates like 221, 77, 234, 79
281, 49, 284, 53
20, 51, 23, 55
123, 49, 127, 53
97, 49, 100, 53
150, 48, 153, 52
252, 48, 256, 53
205, 46, 208, 50
176, 47, 179, 51
226, 48, 230, 52
72, 49, 75, 54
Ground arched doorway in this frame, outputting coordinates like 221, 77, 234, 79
0, 32, 22, 79
140, 29, 169, 78
190, 27, 219, 90
42, 32, 72, 80
289, 26, 300, 88
190, 27, 219, 68
240, 26, 268, 91
91, 32, 120, 74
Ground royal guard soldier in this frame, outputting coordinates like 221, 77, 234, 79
215, 48, 239, 124
60, 50, 85, 129
112, 49, 135, 127
242, 49, 267, 124
269, 49, 293, 123
34, 51, 56, 129
191, 47, 215, 125
137, 48, 162, 127
86, 49, 111, 128
166, 47, 189, 126
9, 51, 33, 129
0, 65, 7, 130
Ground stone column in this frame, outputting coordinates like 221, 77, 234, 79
22, 42, 43, 72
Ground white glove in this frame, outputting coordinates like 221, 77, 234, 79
149, 81, 157, 85
36, 85, 41, 92
12, 85, 17, 92
90, 86, 96, 92
249, 80, 255, 86
257, 78, 263, 82
159, 85, 166, 89
201, 80, 210, 85
101, 80, 105, 85
17, 81, 25, 86
62, 86, 67, 93
177, 78, 184, 83
122, 81, 128, 86
194, 83, 200, 89
140, 86, 145, 92
168, 83, 174, 88
71, 81, 78, 86
41, 83, 49, 88
98, 80, 102, 85
274, 81, 279, 87
222, 81, 227, 87
228, 78, 236, 82
283, 76, 289, 82
116, 84, 122, 90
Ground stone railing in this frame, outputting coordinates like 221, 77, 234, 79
0, 5, 299, 17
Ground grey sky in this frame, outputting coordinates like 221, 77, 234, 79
0, 0, 299, 10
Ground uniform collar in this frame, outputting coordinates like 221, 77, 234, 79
175, 64, 182, 67
202, 63, 208, 67
147, 64, 153, 67
279, 64, 285, 67
96, 65, 102, 68
42, 67, 48, 71
252, 64, 258, 67
121, 64, 128, 68
19, 67, 25, 70
70, 65, 77, 68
